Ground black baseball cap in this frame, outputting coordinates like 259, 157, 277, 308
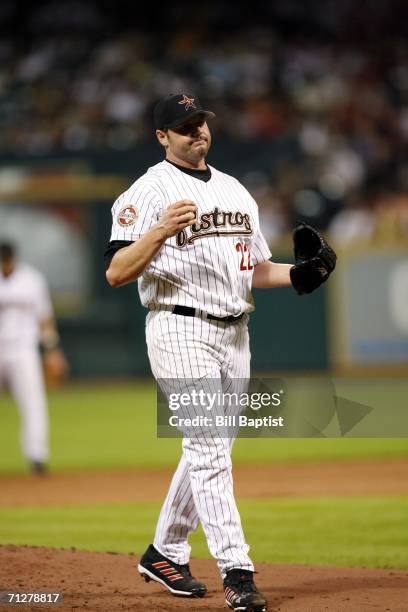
154, 93, 215, 130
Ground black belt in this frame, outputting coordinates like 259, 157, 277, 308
172, 305, 245, 323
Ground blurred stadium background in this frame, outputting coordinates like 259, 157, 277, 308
1, 0, 408, 591
0, 0, 406, 377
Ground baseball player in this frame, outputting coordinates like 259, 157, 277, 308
0, 242, 68, 474
105, 93, 336, 611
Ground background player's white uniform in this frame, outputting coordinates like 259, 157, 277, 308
109, 160, 271, 577
0, 264, 53, 464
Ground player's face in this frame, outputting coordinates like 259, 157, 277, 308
157, 115, 211, 169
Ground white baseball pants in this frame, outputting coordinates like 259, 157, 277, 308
146, 309, 254, 578
0, 346, 49, 463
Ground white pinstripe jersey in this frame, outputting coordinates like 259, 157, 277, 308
109, 160, 272, 317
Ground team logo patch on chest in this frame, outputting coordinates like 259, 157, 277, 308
176, 207, 253, 248
117, 205, 138, 226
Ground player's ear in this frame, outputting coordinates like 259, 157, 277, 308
156, 129, 168, 148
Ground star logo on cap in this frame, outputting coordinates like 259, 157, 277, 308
178, 95, 196, 111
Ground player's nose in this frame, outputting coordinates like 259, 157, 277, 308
193, 125, 206, 139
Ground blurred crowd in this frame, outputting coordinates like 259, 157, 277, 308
0, 0, 407, 239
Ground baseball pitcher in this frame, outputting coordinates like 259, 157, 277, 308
105, 93, 336, 611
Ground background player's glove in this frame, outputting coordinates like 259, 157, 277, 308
290, 223, 337, 295
43, 349, 69, 388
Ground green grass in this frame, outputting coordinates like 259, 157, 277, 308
1, 380, 407, 474
0, 497, 407, 569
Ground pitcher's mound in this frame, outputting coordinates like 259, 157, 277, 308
1, 545, 407, 611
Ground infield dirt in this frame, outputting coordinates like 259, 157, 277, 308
2, 457, 408, 506
1, 545, 408, 611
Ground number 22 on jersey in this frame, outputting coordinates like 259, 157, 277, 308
236, 242, 253, 271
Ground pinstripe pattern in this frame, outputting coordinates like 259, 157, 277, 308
110, 160, 272, 579
109, 161, 271, 317
147, 310, 253, 577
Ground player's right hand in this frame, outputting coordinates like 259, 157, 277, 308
156, 200, 198, 239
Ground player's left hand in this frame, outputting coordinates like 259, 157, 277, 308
290, 223, 337, 295
43, 349, 70, 388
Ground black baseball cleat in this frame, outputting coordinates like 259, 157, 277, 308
137, 544, 207, 598
224, 569, 267, 611
30, 461, 48, 475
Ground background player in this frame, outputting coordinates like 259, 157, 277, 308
0, 242, 68, 474
105, 93, 335, 611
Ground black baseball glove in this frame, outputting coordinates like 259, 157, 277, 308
290, 223, 337, 295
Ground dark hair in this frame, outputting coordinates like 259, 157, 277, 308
0, 242, 16, 261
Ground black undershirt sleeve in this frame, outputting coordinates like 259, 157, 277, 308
104, 240, 134, 270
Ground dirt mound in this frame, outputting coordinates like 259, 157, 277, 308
1, 545, 407, 611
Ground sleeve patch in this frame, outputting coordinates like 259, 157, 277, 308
117, 205, 138, 226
